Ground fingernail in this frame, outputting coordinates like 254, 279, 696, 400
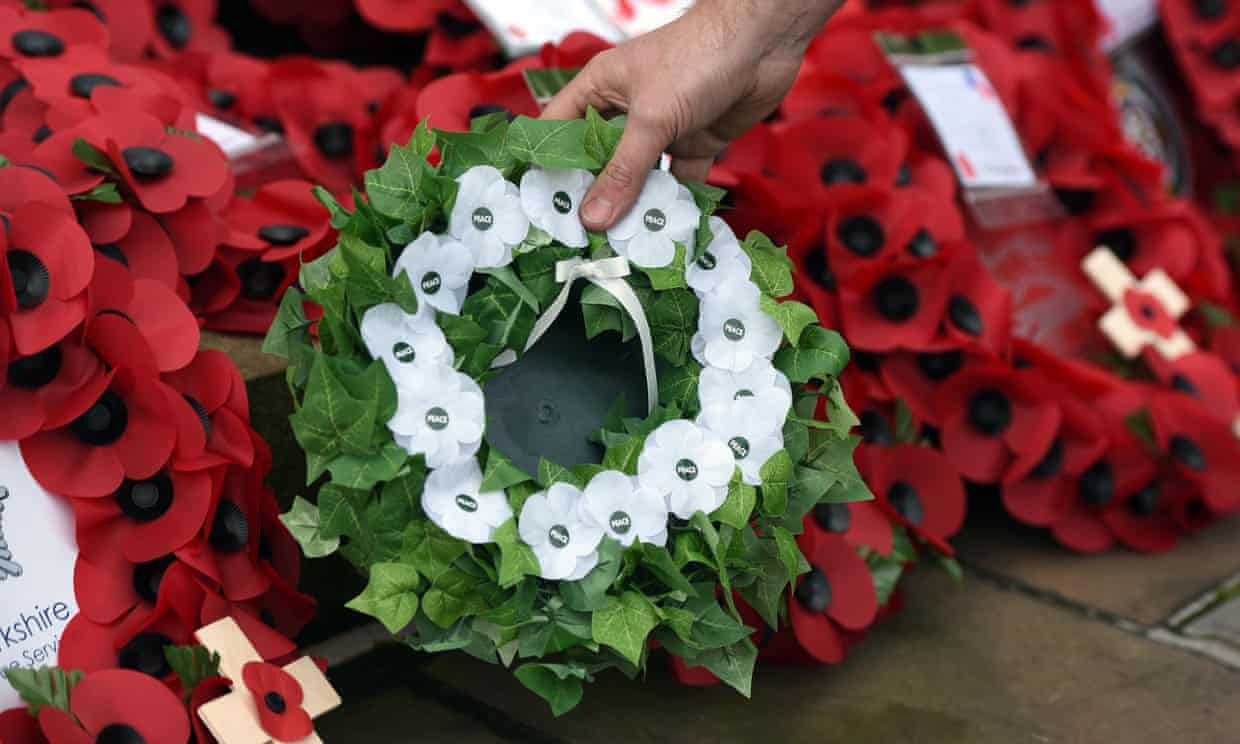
581, 197, 613, 227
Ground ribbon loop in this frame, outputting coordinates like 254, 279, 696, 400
493, 256, 661, 414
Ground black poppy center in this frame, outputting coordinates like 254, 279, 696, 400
156, 4, 192, 49
72, 390, 129, 446
1129, 482, 1160, 517
253, 115, 284, 134
0, 78, 29, 114
1169, 435, 1207, 471
210, 501, 250, 553
8, 249, 50, 308
1016, 35, 1054, 52
69, 73, 120, 99
207, 88, 237, 110
122, 146, 174, 179
115, 472, 175, 523
313, 121, 355, 159
131, 555, 174, 604
95, 723, 146, 744
853, 350, 883, 373
1170, 374, 1200, 397
259, 224, 311, 246
820, 158, 867, 186
837, 216, 885, 257
887, 481, 925, 526
12, 30, 64, 57
872, 276, 919, 322
469, 103, 515, 122
802, 247, 836, 292
1195, 0, 1227, 20
238, 258, 286, 301
264, 691, 288, 714
436, 11, 482, 37
94, 242, 129, 267
917, 350, 963, 381
948, 295, 983, 337
967, 388, 1012, 437
118, 632, 174, 678
859, 409, 894, 445
8, 343, 62, 390
1055, 187, 1096, 216
1078, 460, 1115, 507
813, 503, 852, 534
183, 394, 212, 439
1097, 228, 1136, 262
1029, 438, 1064, 479
905, 228, 938, 258
794, 568, 833, 613
1211, 39, 1240, 70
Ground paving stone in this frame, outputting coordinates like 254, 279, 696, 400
202, 330, 286, 381
953, 500, 1240, 625
417, 568, 1240, 744
1184, 592, 1240, 646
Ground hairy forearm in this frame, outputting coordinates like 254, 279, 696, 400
700, 0, 844, 57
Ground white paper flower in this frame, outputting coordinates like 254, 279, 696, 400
578, 470, 668, 547
518, 483, 605, 580
698, 398, 784, 486
449, 165, 529, 268
686, 217, 752, 296
388, 364, 484, 467
698, 279, 782, 372
607, 170, 701, 269
392, 232, 475, 315
361, 303, 451, 383
698, 359, 792, 428
637, 420, 733, 519
520, 168, 594, 249
422, 459, 512, 544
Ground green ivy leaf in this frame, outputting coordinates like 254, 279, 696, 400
463, 282, 537, 353
758, 449, 793, 517
72, 137, 115, 174
647, 289, 699, 366
639, 242, 688, 291
737, 538, 790, 629
741, 231, 794, 298
591, 591, 659, 666
583, 106, 623, 165
481, 447, 533, 492
685, 181, 727, 218
346, 562, 423, 634
638, 542, 697, 595
365, 139, 436, 223
686, 595, 752, 649
280, 496, 340, 558
602, 435, 645, 475
2, 667, 82, 716
70, 182, 123, 204
772, 526, 808, 588
581, 282, 637, 341
479, 266, 540, 311
759, 296, 819, 346
774, 326, 850, 383
657, 359, 701, 414
289, 354, 379, 459
437, 313, 489, 365
537, 458, 582, 488
339, 234, 418, 314
824, 381, 861, 439
514, 663, 586, 717
325, 442, 408, 491
697, 639, 757, 698
494, 519, 542, 588
506, 116, 599, 170
165, 646, 221, 701
312, 186, 351, 229
422, 568, 492, 628
317, 484, 370, 543
400, 521, 469, 584
435, 121, 514, 179
515, 243, 580, 308
560, 538, 624, 612
713, 473, 756, 530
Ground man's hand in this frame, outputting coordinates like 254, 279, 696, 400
543, 0, 842, 230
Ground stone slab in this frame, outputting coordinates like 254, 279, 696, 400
1184, 592, 1240, 647
417, 568, 1240, 744
201, 331, 287, 382
953, 499, 1240, 626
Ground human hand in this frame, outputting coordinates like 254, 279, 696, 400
543, 0, 842, 230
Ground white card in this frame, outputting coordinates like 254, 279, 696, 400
592, 0, 693, 37
0, 442, 79, 709
195, 113, 281, 161
1095, 0, 1159, 51
463, 0, 624, 58
901, 64, 1038, 191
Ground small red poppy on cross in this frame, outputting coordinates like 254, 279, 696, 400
1081, 247, 1194, 361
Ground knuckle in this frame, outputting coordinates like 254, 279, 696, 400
603, 157, 639, 189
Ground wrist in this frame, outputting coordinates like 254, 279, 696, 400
698, 0, 840, 58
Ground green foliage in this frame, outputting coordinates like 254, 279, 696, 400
165, 646, 221, 701
3, 667, 82, 716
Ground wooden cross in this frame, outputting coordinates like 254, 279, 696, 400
194, 618, 341, 744
1082, 247, 1195, 361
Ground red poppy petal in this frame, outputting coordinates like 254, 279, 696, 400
22, 427, 125, 498
787, 596, 846, 664
71, 669, 190, 743
127, 278, 200, 373
816, 538, 879, 630
38, 708, 90, 744
1050, 508, 1114, 554
126, 469, 213, 562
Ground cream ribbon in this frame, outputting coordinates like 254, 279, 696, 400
491, 256, 659, 413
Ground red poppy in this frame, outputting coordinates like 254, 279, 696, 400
85, 257, 200, 376
0, 160, 73, 217
0, 706, 45, 744
156, 198, 226, 276
72, 467, 214, 564
354, 0, 458, 32
825, 188, 962, 280
1101, 469, 1184, 555
2, 200, 93, 355
22, 365, 177, 498
415, 68, 539, 135
424, 6, 499, 71
202, 248, 299, 334
163, 349, 255, 470
74, 547, 198, 625
37, 669, 190, 744
939, 254, 1011, 355
857, 444, 964, 554
242, 662, 314, 742
1087, 201, 1214, 291
935, 365, 1061, 484
1146, 349, 1240, 424
79, 204, 180, 290
144, 0, 230, 61
0, 335, 109, 440
838, 256, 955, 352
199, 592, 298, 662
184, 254, 242, 317
244, 567, 318, 642
57, 587, 197, 676
0, 5, 109, 61
196, 50, 273, 123
539, 31, 612, 68
14, 47, 162, 124
223, 179, 333, 262
1148, 392, 1240, 514
178, 465, 272, 601
45, 0, 152, 63
802, 497, 893, 555
787, 533, 878, 664
879, 347, 994, 425
269, 58, 370, 193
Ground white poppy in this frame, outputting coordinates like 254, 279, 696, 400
422, 459, 512, 544
686, 217, 752, 296
698, 359, 792, 428
388, 364, 485, 467
698, 279, 782, 372
520, 168, 594, 249
578, 470, 668, 547
518, 483, 605, 580
392, 232, 475, 315
698, 398, 785, 486
360, 303, 451, 383
637, 420, 733, 519
449, 165, 529, 268
607, 170, 700, 269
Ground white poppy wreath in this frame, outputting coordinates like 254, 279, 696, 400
267, 110, 869, 714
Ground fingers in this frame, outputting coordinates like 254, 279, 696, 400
670, 156, 714, 184
580, 122, 671, 231
542, 57, 612, 121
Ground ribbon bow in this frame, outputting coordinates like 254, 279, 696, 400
493, 256, 659, 413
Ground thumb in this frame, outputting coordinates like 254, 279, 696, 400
580, 122, 670, 231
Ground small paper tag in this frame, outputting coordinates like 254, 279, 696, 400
195, 113, 279, 160
900, 64, 1038, 190
1095, 0, 1159, 51
0, 442, 79, 709
591, 0, 693, 37
462, 0, 624, 58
